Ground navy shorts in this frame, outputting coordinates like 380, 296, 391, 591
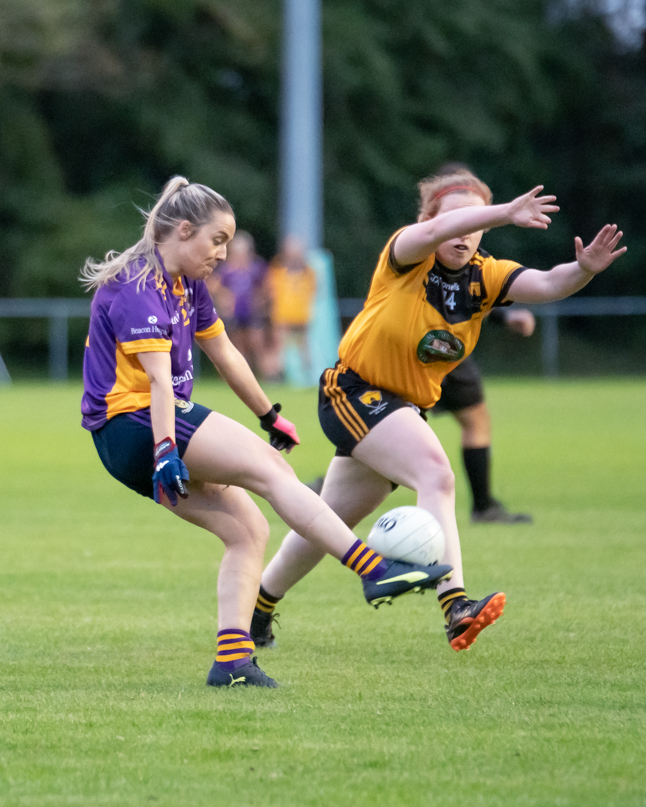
432, 356, 484, 415
318, 363, 413, 458
92, 401, 211, 499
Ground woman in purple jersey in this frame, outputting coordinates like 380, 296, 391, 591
205, 231, 268, 375
80, 176, 453, 689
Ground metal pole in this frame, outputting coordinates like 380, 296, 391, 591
541, 313, 559, 378
280, 0, 323, 250
49, 314, 69, 381
0, 351, 11, 385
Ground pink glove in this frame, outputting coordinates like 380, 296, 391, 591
259, 404, 300, 453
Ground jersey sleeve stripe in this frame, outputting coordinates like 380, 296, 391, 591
120, 338, 172, 355
493, 266, 528, 307
388, 229, 424, 275
195, 319, 225, 340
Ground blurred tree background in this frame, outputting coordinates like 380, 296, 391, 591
1, 0, 645, 373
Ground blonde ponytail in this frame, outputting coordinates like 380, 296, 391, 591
80, 176, 234, 291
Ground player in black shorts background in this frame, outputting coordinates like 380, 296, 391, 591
433, 307, 536, 524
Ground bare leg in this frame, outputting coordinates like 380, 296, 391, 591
248, 326, 266, 378
352, 407, 464, 595
453, 402, 491, 448
164, 480, 269, 631
262, 457, 393, 597
183, 412, 371, 560
291, 327, 312, 376
265, 324, 287, 379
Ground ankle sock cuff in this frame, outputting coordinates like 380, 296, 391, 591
438, 587, 468, 618
341, 539, 388, 579
256, 585, 282, 614
216, 628, 254, 672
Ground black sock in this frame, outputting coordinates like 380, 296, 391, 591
438, 587, 468, 623
462, 446, 494, 512
255, 585, 282, 615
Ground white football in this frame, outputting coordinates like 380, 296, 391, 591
366, 506, 445, 566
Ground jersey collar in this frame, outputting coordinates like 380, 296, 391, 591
155, 249, 187, 297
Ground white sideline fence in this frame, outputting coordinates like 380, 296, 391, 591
1, 296, 645, 382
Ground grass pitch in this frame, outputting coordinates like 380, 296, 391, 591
1, 378, 645, 807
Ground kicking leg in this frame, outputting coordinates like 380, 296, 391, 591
185, 413, 450, 603
251, 457, 394, 645
262, 456, 394, 596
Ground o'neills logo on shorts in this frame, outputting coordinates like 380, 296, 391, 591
417, 330, 465, 363
359, 390, 388, 415
174, 399, 195, 414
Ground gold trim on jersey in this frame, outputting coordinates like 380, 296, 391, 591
195, 319, 225, 341
105, 341, 153, 420
323, 364, 369, 442
120, 337, 172, 355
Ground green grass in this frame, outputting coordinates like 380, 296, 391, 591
1, 378, 645, 807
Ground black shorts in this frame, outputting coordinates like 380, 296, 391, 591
318, 363, 414, 457
432, 356, 484, 414
91, 401, 211, 499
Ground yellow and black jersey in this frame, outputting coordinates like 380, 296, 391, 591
338, 229, 527, 409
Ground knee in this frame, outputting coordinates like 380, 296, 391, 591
226, 512, 270, 554
249, 515, 271, 551
456, 402, 488, 429
416, 449, 455, 496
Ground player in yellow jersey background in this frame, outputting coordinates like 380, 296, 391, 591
264, 235, 317, 382
252, 167, 626, 653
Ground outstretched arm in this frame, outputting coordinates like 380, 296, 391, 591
394, 186, 559, 265
507, 224, 627, 304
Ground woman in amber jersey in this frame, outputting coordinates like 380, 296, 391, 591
264, 235, 317, 381
252, 168, 626, 653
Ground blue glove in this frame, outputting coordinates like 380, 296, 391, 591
153, 437, 190, 506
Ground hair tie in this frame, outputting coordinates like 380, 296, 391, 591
432, 185, 487, 203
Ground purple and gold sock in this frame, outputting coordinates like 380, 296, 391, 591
255, 585, 281, 615
341, 539, 389, 581
438, 587, 468, 623
215, 629, 254, 672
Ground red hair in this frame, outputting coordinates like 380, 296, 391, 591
417, 170, 492, 221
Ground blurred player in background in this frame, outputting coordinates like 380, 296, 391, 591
205, 230, 268, 376
434, 307, 536, 524
264, 235, 317, 382
251, 167, 626, 654
80, 176, 453, 688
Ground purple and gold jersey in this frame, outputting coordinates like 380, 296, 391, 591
81, 257, 224, 431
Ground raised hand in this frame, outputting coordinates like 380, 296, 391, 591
505, 309, 536, 337
575, 224, 627, 275
507, 186, 559, 230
